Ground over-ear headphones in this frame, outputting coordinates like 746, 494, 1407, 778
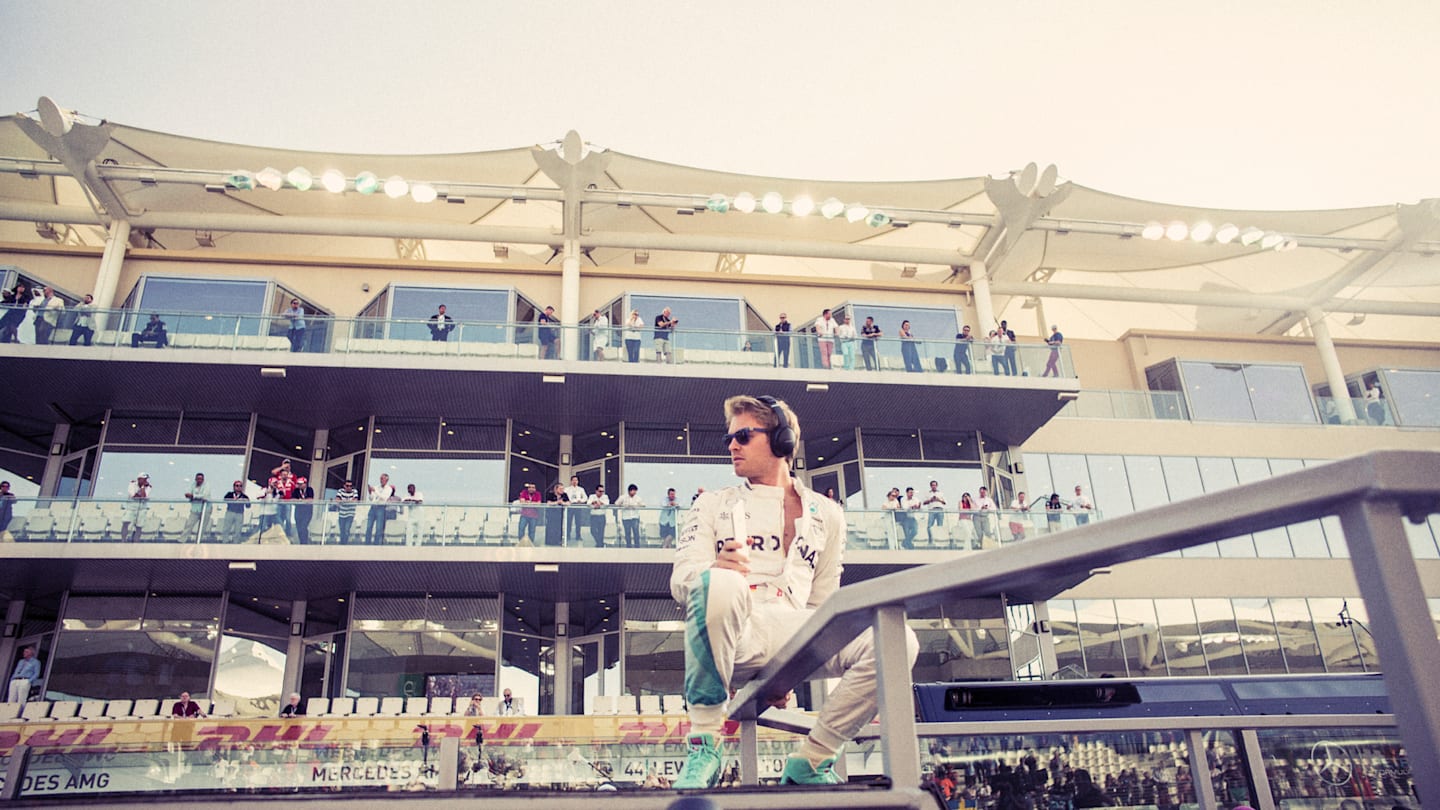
756, 395, 796, 458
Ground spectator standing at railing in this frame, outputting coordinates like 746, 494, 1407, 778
333, 480, 360, 543
181, 472, 211, 542
1365, 381, 1386, 425
35, 287, 64, 345
292, 477, 315, 545
860, 316, 882, 370
122, 472, 151, 542
536, 305, 560, 359
974, 486, 997, 546
8, 646, 39, 703
587, 485, 610, 547
815, 308, 837, 369
68, 294, 95, 346
616, 484, 645, 548
0, 283, 26, 343
899, 320, 922, 373
564, 475, 586, 545
365, 473, 396, 545
901, 486, 921, 549
590, 309, 610, 361
0, 480, 14, 535
1070, 485, 1093, 526
25, 288, 43, 343
623, 309, 644, 363
131, 313, 169, 349
923, 480, 948, 544
426, 304, 455, 342
659, 488, 680, 546
836, 313, 857, 370
1008, 492, 1032, 542
653, 307, 678, 363
1000, 320, 1018, 375
269, 461, 298, 539
953, 325, 974, 374
987, 329, 1007, 375
1043, 325, 1064, 377
220, 480, 249, 544
281, 298, 306, 353
670, 394, 917, 788
958, 492, 976, 548
516, 482, 541, 545
172, 691, 206, 718
403, 483, 426, 546
255, 480, 282, 536
545, 483, 567, 547
882, 487, 904, 549
774, 312, 792, 368
1045, 493, 1063, 534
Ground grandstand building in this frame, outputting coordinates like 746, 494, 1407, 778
0, 102, 1437, 802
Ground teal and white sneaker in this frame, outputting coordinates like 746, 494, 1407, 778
779, 754, 842, 785
673, 733, 724, 789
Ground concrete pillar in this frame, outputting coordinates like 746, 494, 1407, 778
91, 219, 130, 330
560, 238, 581, 361
283, 600, 307, 696
1032, 298, 1049, 344
1033, 601, 1060, 679
39, 423, 70, 497
1307, 309, 1359, 424
558, 435, 574, 481
554, 601, 571, 714
971, 261, 995, 334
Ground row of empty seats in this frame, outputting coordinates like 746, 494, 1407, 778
589, 693, 687, 715
336, 338, 541, 358
303, 696, 525, 717
0, 698, 236, 722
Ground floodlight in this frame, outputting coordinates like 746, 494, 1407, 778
321, 170, 347, 194
866, 211, 891, 228
761, 192, 784, 214
410, 183, 437, 203
1239, 227, 1264, 246
733, 192, 756, 213
705, 194, 730, 213
383, 175, 409, 199
286, 167, 313, 191
819, 197, 844, 219
790, 195, 815, 217
1165, 221, 1188, 241
226, 171, 256, 191
845, 205, 869, 224
1189, 222, 1214, 242
255, 167, 284, 191
1214, 223, 1239, 244
1141, 221, 1165, 240
1260, 231, 1284, 250
354, 171, 380, 195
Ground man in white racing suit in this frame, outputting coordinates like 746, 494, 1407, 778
670, 394, 917, 788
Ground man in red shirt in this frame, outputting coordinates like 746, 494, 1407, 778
516, 482, 542, 544
172, 691, 205, 718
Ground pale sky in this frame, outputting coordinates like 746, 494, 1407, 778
2, 0, 1438, 210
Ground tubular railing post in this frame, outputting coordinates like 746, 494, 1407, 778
1237, 729, 1276, 810
1186, 730, 1218, 810
739, 719, 759, 786
1, 744, 31, 800
1337, 497, 1440, 803
437, 734, 459, 791
873, 604, 919, 790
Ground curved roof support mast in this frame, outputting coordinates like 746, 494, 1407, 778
533, 131, 611, 362
973, 163, 1071, 331
14, 97, 134, 224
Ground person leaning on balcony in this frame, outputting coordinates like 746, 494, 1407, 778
774, 312, 792, 368
860, 316, 882, 371
882, 487, 904, 548
131, 313, 169, 349
953, 325, 974, 374
923, 480, 947, 543
365, 473, 396, 545
1046, 493, 1064, 533
899, 320, 922, 373
587, 485, 610, 547
282, 298, 307, 352
590, 309, 610, 361
333, 480, 360, 543
545, 482, 567, 547
616, 484, 645, 548
172, 691, 205, 718
536, 305, 560, 359
69, 294, 95, 346
1070, 485, 1093, 525
1043, 324, 1064, 377
220, 480, 249, 544
1008, 491, 1031, 542
973, 486, 997, 545
0, 283, 27, 343
292, 476, 315, 545
35, 287, 64, 345
836, 313, 857, 370
427, 304, 455, 342
623, 308, 644, 363
402, 483, 426, 546
563, 475, 586, 545
653, 307, 678, 363
0, 480, 15, 535
814, 308, 837, 369
122, 472, 152, 542
181, 472, 211, 542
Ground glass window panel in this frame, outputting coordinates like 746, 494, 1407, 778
92, 451, 246, 500
1154, 599, 1208, 677
143, 594, 222, 631
388, 286, 511, 342
574, 425, 620, 466
46, 630, 214, 701
621, 459, 737, 518
1163, 456, 1219, 557
1073, 599, 1126, 677
629, 294, 740, 351
1243, 364, 1317, 423
1180, 362, 1256, 421
213, 634, 287, 716
1023, 453, 1053, 502
1270, 598, 1325, 673
1046, 454, 1092, 510
1378, 369, 1440, 427
499, 632, 551, 714
439, 419, 506, 453
1199, 457, 1256, 557
176, 414, 252, 447
372, 418, 440, 451
304, 596, 349, 636
570, 597, 620, 637
858, 429, 922, 460
1404, 513, 1440, 559
1123, 456, 1169, 510
1268, 459, 1331, 558
860, 464, 984, 517
353, 597, 428, 629
808, 428, 859, 466
909, 615, 1011, 682
624, 425, 694, 455
223, 595, 292, 638
1194, 598, 1246, 675
1256, 727, 1413, 805
1312, 598, 1373, 673
135, 277, 268, 336
347, 630, 498, 697
1233, 458, 1293, 557
1085, 454, 1134, 517
62, 594, 144, 630
1204, 730, 1255, 808
368, 457, 506, 504
503, 595, 555, 635
1114, 599, 1162, 675
1232, 598, 1285, 674
624, 629, 685, 697
1047, 600, 1086, 678
106, 413, 180, 445
919, 430, 980, 463
428, 597, 499, 631
842, 303, 959, 365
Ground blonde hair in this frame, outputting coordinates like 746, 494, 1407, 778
723, 395, 801, 459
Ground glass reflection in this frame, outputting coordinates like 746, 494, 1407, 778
1256, 727, 1416, 807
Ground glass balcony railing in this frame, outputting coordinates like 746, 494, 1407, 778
1055, 389, 1189, 420
0, 306, 1079, 380
0, 497, 1100, 552
1317, 395, 1394, 426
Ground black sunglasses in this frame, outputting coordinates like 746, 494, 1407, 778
723, 427, 771, 446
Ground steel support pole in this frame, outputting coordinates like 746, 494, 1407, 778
873, 605, 919, 790
739, 719, 759, 785
971, 265, 995, 334
1238, 729, 1276, 810
561, 239, 580, 362
438, 735, 459, 791
91, 219, 129, 331
282, 600, 306, 698
1187, 730, 1219, 810
1337, 497, 1440, 803
38, 423, 69, 498
1, 744, 31, 801
1307, 309, 1359, 424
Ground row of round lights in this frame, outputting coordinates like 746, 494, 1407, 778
226, 167, 441, 203
1141, 220, 1298, 252
223, 169, 897, 226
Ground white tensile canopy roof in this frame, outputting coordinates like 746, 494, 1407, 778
0, 110, 1436, 341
